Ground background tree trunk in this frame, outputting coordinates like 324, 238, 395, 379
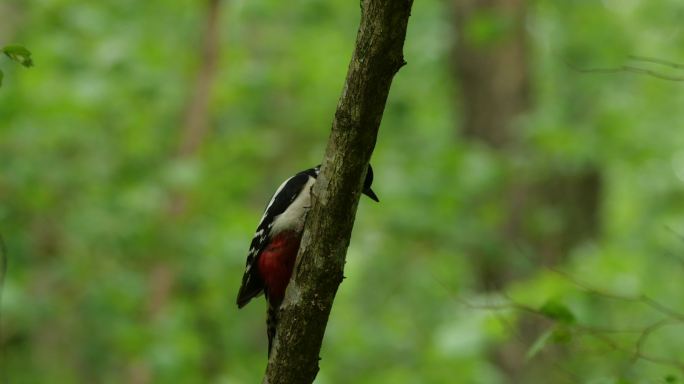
451, 0, 602, 381
126, 1, 222, 383
452, 0, 530, 149
262, 1, 413, 383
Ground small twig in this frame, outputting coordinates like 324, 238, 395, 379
630, 319, 677, 366
549, 266, 684, 321
640, 295, 684, 322
548, 267, 641, 302
433, 248, 684, 377
620, 65, 684, 81
663, 226, 684, 268
565, 59, 684, 82
576, 326, 684, 372
0, 233, 5, 289
628, 55, 684, 70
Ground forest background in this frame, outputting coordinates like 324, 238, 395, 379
2, 0, 684, 383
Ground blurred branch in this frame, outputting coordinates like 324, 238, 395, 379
441, 263, 684, 376
577, 323, 684, 373
630, 319, 679, 366
0, 233, 5, 295
664, 226, 684, 268
548, 266, 684, 321
169, 0, 222, 217
177, 0, 221, 158
565, 57, 684, 82
127, 2, 223, 384
262, 1, 413, 383
628, 55, 684, 70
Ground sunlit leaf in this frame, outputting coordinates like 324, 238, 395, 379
3, 45, 34, 68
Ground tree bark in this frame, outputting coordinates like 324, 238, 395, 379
262, 1, 413, 383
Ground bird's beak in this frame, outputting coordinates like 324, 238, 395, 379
363, 188, 379, 202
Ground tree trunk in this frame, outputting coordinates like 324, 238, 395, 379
452, 0, 602, 287
262, 1, 413, 383
452, 0, 530, 148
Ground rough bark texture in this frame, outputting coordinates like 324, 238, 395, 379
262, 1, 413, 383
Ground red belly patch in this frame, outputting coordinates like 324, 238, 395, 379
258, 231, 302, 305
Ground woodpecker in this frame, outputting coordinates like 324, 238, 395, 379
236, 164, 379, 354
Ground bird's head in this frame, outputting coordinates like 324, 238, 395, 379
362, 165, 379, 202
312, 163, 379, 202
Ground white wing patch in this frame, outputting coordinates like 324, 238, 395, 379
259, 176, 294, 223
270, 176, 315, 235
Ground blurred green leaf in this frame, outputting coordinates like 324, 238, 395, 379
525, 328, 553, 361
3, 45, 34, 67
550, 325, 573, 344
539, 299, 576, 324
0, 69, 3, 87
525, 325, 573, 362
463, 10, 513, 46
2, 1, 684, 383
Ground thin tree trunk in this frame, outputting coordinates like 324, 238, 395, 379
177, 0, 221, 158
451, 0, 601, 381
127, 1, 222, 383
452, 0, 601, 284
169, 0, 222, 216
452, 0, 532, 290
452, 0, 530, 149
262, 1, 413, 383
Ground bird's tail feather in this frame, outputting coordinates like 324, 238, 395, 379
266, 304, 278, 356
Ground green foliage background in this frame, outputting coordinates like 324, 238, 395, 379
2, 0, 684, 383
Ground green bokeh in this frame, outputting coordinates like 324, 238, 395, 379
1, 0, 684, 383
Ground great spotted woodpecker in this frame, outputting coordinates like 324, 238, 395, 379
236, 164, 379, 354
